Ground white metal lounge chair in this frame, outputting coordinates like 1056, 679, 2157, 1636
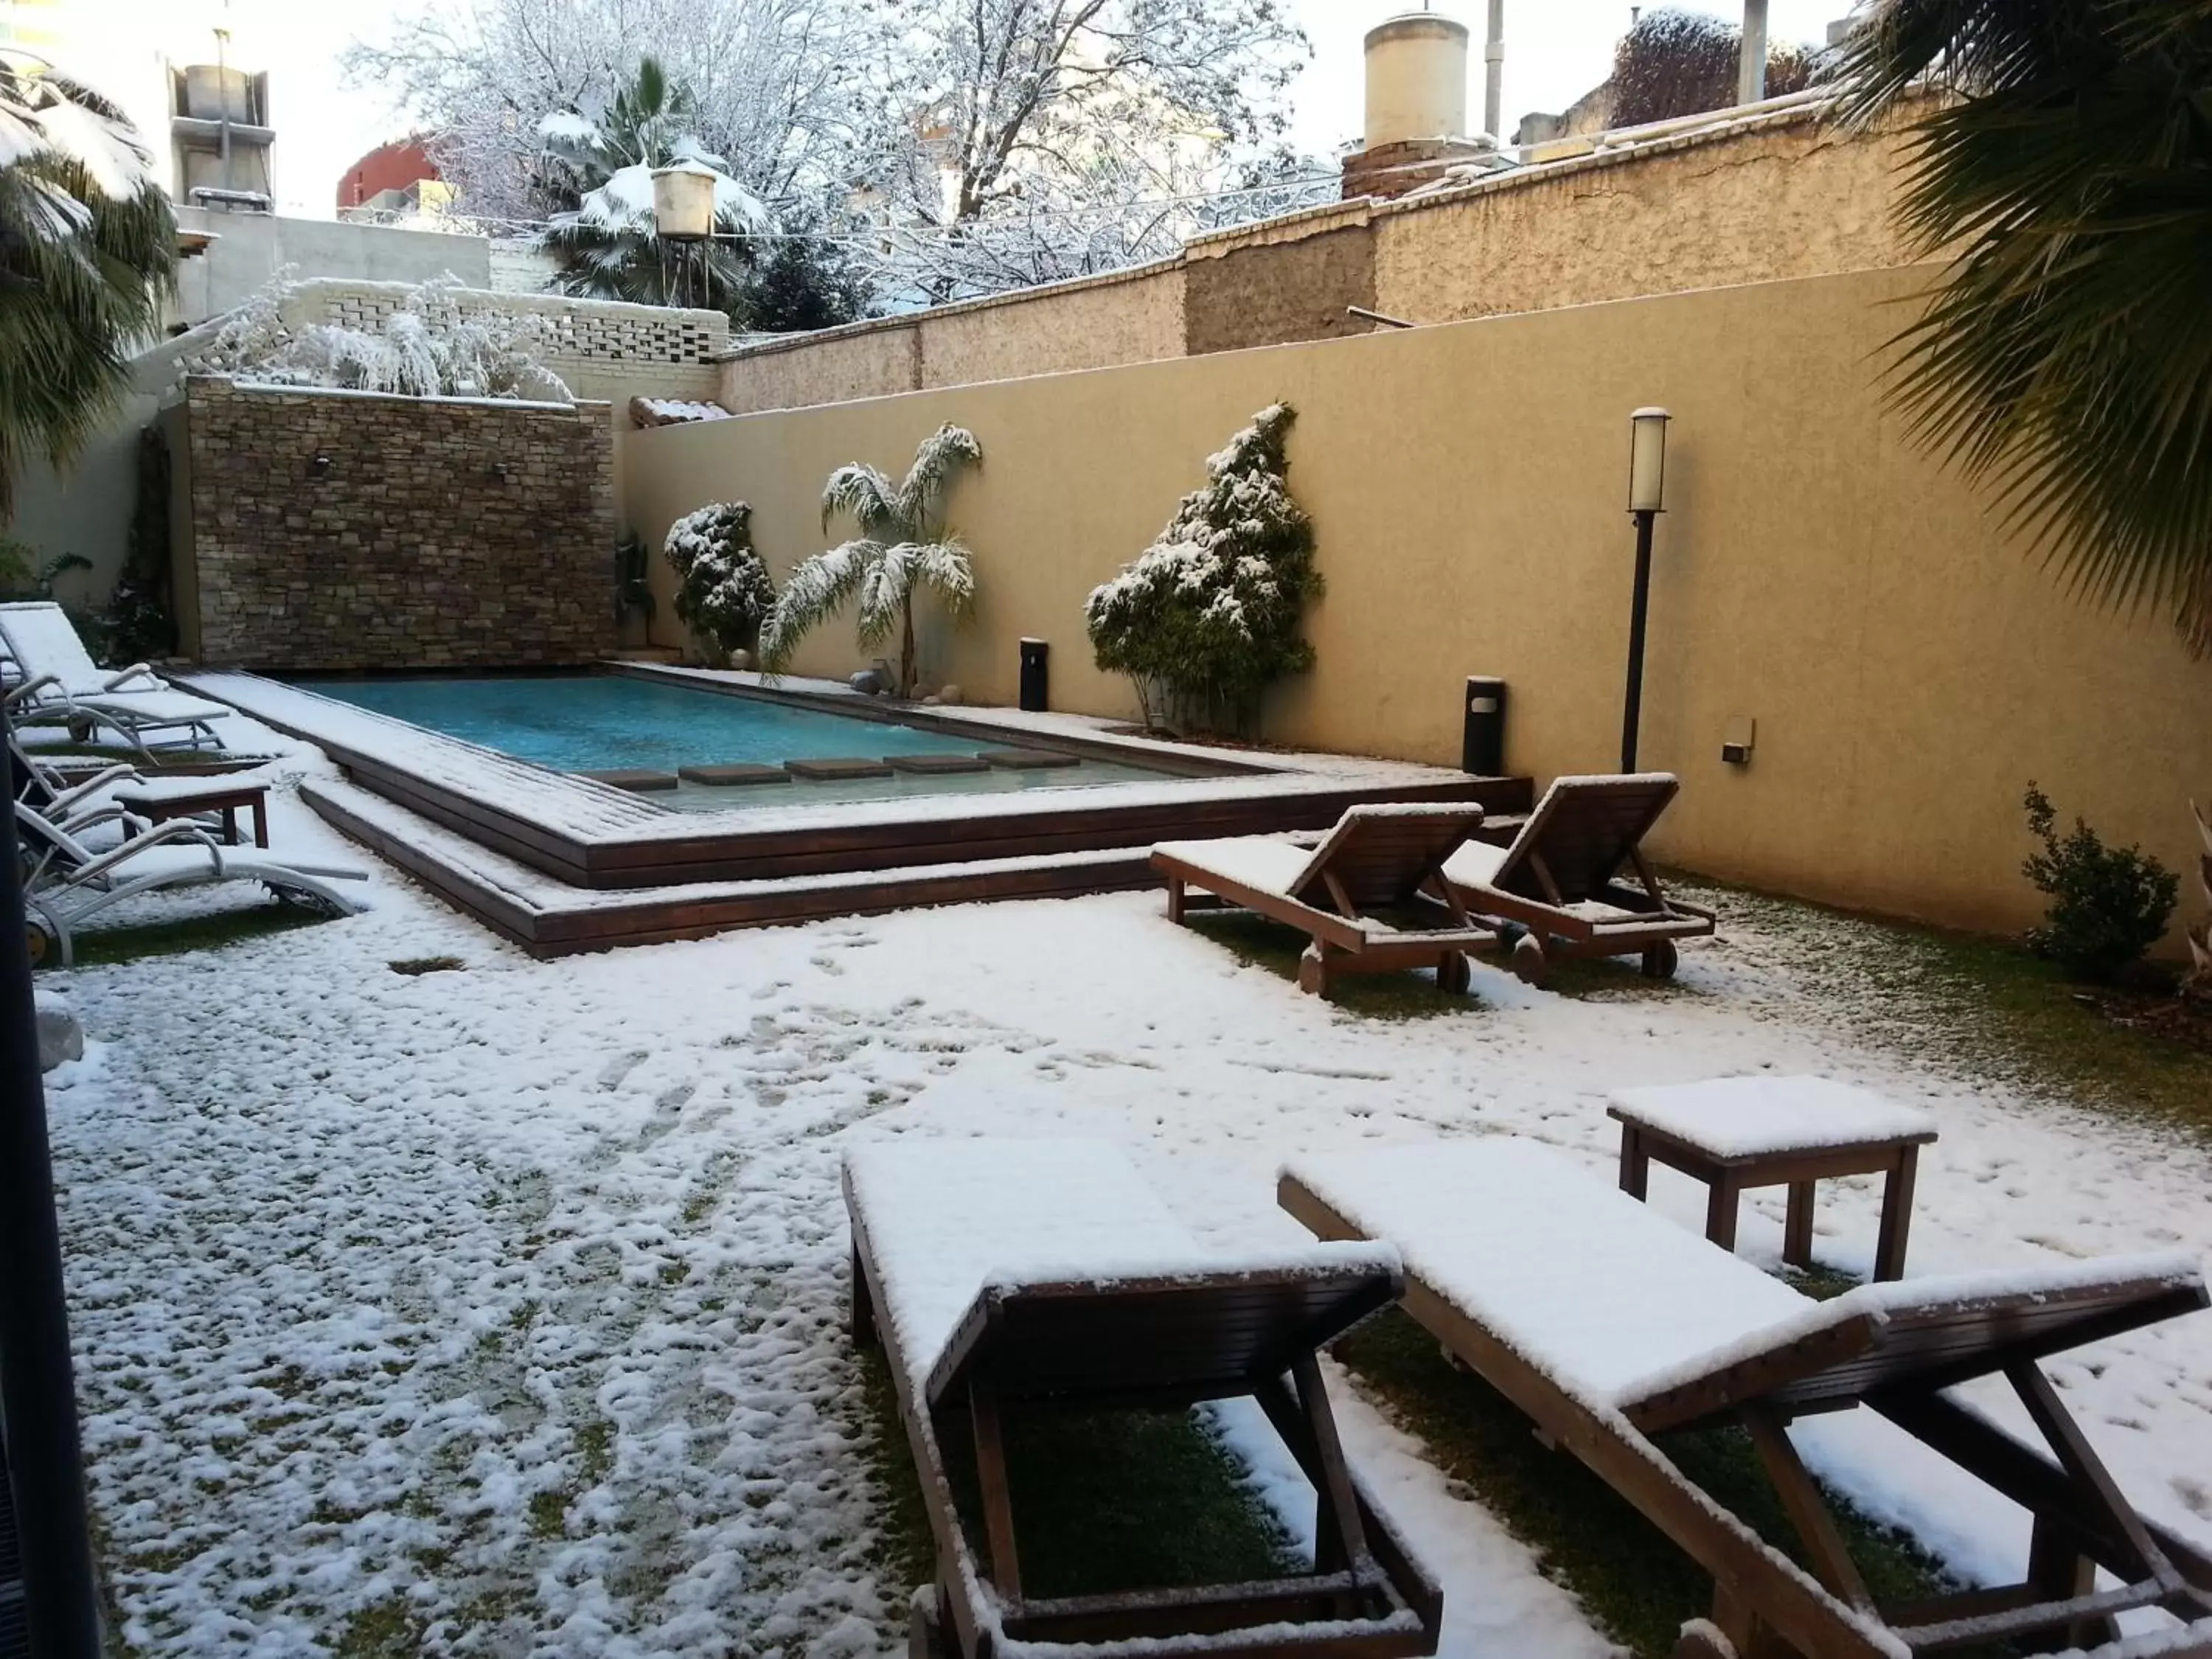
16, 799, 368, 968
844, 1138, 1443, 1659
1280, 1139, 2212, 1659
0, 602, 231, 753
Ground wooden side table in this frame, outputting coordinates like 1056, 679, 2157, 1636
113, 779, 271, 848
1607, 1077, 1939, 1281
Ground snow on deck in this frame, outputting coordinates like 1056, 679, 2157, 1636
1609, 1075, 1939, 1158
35, 757, 2212, 1657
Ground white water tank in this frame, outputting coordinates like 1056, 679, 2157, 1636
1363, 13, 1470, 150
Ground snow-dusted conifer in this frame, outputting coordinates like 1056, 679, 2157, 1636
664, 501, 776, 662
1085, 403, 1319, 735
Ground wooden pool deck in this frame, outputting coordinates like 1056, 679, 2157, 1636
182, 669, 1533, 954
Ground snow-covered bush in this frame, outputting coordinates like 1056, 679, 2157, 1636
189, 272, 571, 402
664, 501, 776, 663
1085, 403, 1321, 736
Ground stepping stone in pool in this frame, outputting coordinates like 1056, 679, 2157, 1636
784, 757, 896, 781
580, 768, 680, 792
978, 748, 1082, 771
678, 763, 793, 787
884, 754, 991, 776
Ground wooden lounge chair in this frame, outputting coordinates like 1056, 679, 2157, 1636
1279, 1139, 2212, 1659
1439, 772, 1714, 984
844, 1138, 1444, 1659
1151, 804, 1496, 995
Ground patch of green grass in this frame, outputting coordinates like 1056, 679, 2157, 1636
1697, 880, 2212, 1137
576, 1419, 616, 1487
526, 1488, 571, 1542
51, 902, 325, 968
1332, 1311, 1965, 1659
1183, 912, 1475, 1020
388, 956, 466, 977
333, 1597, 425, 1658
853, 1343, 1294, 1605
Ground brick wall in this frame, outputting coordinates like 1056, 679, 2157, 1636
181, 377, 619, 669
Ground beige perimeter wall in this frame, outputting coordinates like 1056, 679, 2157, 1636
623, 265, 2212, 945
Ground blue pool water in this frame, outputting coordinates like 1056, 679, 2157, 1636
305, 674, 1175, 810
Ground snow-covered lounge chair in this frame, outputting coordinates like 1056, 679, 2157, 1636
1279, 1140, 2212, 1659
1150, 803, 1498, 995
15, 799, 367, 968
1439, 772, 1714, 985
843, 1139, 1444, 1659
0, 601, 231, 754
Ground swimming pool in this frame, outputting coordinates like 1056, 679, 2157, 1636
304, 673, 1178, 810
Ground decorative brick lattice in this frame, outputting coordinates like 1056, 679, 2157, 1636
183, 377, 619, 671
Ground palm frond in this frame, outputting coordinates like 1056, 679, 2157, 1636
759, 538, 877, 672
821, 462, 902, 537
896, 423, 984, 530
1830, 0, 2212, 650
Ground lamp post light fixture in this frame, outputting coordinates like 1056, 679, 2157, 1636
650, 160, 717, 310
1621, 406, 1671, 773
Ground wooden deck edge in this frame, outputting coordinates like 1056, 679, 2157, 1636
303, 779, 1164, 956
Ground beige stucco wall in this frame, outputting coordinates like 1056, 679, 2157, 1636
1374, 114, 1922, 325
624, 263, 2212, 945
723, 324, 922, 415
917, 265, 1185, 388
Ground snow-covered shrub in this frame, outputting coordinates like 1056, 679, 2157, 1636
2021, 783, 2179, 984
189, 272, 571, 402
664, 501, 775, 663
2189, 801, 2212, 998
1084, 403, 1321, 736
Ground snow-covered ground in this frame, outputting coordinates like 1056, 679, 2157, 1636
35, 754, 2212, 1658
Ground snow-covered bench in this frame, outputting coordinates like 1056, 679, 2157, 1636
842, 1138, 1444, 1659
1279, 1138, 2212, 1659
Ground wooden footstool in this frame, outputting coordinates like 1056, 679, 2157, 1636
1607, 1077, 1938, 1281
112, 773, 272, 848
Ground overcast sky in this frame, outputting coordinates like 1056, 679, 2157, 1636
116, 0, 1852, 217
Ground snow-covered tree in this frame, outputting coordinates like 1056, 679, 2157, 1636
760, 424, 981, 696
189, 273, 571, 402
534, 58, 773, 310
664, 501, 776, 662
1085, 403, 1320, 736
850, 0, 1316, 304
343, 0, 858, 223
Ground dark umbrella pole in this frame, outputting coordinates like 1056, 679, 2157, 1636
0, 706, 102, 1658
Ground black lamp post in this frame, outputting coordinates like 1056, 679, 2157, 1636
1620, 406, 1671, 773
0, 704, 103, 1658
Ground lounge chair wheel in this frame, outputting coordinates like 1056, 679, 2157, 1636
26, 916, 58, 972
265, 881, 350, 919
1296, 945, 1327, 995
1437, 951, 1472, 995
1511, 933, 1548, 987
1641, 939, 1680, 980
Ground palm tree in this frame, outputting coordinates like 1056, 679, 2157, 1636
760, 425, 984, 697
1831, 0, 2212, 652
535, 56, 770, 311
0, 49, 175, 521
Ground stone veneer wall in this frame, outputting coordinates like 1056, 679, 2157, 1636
179, 376, 618, 669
